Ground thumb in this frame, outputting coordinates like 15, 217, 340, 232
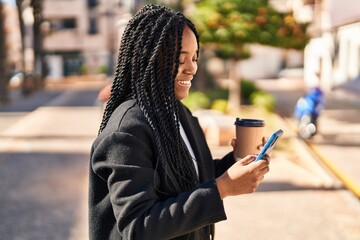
231, 138, 236, 148
237, 155, 256, 165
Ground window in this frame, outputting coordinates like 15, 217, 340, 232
88, 0, 98, 8
88, 17, 98, 34
50, 18, 77, 31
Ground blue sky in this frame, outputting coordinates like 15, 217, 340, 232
1, 0, 16, 6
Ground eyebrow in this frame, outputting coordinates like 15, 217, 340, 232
180, 50, 198, 55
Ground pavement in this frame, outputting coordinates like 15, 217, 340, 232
309, 90, 360, 197
0, 80, 103, 240
1, 77, 360, 240
214, 78, 360, 240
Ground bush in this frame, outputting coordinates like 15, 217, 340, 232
250, 91, 276, 112
182, 81, 274, 113
206, 87, 228, 102
241, 79, 258, 103
182, 91, 211, 111
211, 99, 228, 113
98, 65, 108, 75
80, 64, 89, 75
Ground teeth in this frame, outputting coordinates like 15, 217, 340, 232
179, 81, 191, 85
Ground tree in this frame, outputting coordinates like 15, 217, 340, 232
0, 1, 9, 104
31, 0, 45, 89
188, 0, 309, 111
16, 0, 29, 94
16, 0, 25, 69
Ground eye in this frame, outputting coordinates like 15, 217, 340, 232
179, 56, 185, 64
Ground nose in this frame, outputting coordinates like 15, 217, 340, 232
184, 61, 197, 76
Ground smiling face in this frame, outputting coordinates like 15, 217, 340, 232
174, 25, 198, 100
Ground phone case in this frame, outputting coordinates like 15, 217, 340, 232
254, 129, 283, 161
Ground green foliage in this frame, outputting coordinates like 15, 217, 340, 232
250, 90, 276, 112
204, 79, 258, 102
182, 91, 211, 111
211, 99, 228, 113
183, 81, 276, 113
206, 87, 229, 101
188, 0, 310, 59
98, 65, 108, 75
81, 64, 89, 75
214, 44, 251, 60
241, 79, 258, 101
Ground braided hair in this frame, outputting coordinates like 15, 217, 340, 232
99, 5, 200, 195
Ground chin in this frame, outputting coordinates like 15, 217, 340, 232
175, 92, 189, 100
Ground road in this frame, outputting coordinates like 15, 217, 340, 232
0, 85, 103, 240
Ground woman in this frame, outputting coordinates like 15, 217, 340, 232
89, 4, 270, 240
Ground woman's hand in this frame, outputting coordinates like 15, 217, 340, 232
215, 154, 270, 199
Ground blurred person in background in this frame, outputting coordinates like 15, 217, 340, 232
89, 4, 270, 240
294, 86, 324, 139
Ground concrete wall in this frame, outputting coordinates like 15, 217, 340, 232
302, 0, 360, 90
328, 0, 360, 28
239, 45, 303, 80
207, 45, 303, 81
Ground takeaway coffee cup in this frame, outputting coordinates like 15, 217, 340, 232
234, 118, 265, 159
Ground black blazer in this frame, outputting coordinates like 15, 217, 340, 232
89, 99, 235, 240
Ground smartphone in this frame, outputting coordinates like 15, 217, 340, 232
254, 129, 284, 162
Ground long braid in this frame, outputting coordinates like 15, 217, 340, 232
99, 7, 166, 134
145, 14, 198, 192
99, 5, 200, 194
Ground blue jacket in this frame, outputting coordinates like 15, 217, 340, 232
294, 87, 324, 118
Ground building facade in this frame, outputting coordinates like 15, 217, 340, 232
43, 0, 141, 80
2, 0, 22, 73
291, 0, 360, 90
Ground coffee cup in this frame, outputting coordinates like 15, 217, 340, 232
234, 118, 265, 159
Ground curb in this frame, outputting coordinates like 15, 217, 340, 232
306, 142, 360, 198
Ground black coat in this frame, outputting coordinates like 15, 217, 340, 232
89, 99, 235, 239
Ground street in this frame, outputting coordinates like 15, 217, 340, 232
0, 83, 102, 240
1, 78, 360, 239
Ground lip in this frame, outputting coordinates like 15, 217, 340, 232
177, 77, 193, 82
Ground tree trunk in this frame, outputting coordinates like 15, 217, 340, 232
31, 0, 45, 89
16, 0, 25, 71
0, 2, 9, 104
227, 59, 241, 113
280, 49, 288, 71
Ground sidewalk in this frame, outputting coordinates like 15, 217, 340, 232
209, 109, 360, 240
1, 78, 360, 239
307, 84, 360, 198
213, 78, 360, 239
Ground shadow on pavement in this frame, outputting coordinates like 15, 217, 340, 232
0, 151, 89, 240
257, 181, 345, 192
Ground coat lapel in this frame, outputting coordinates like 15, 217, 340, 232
177, 101, 214, 182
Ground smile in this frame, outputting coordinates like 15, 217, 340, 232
178, 80, 191, 86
